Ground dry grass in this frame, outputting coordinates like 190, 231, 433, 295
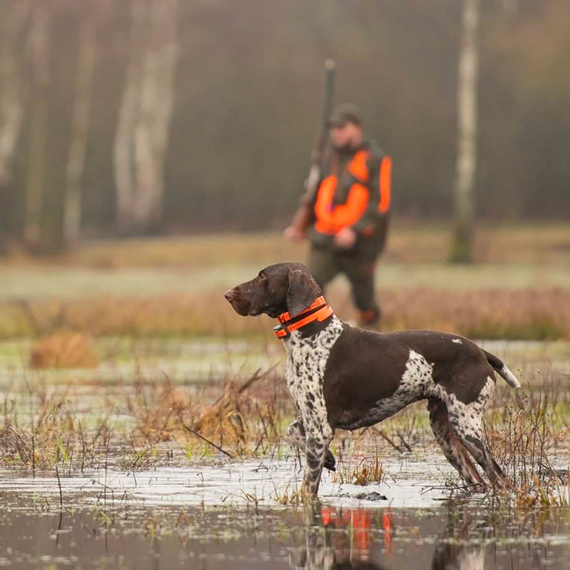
0, 365, 568, 512
487, 383, 570, 507
1, 222, 568, 340
0, 389, 113, 472
333, 455, 386, 487
1, 221, 567, 268
1, 286, 569, 340
29, 331, 99, 369
121, 371, 288, 459
376, 288, 570, 340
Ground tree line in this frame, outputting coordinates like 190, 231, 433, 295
0, 0, 569, 255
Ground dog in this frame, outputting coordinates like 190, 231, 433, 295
225, 262, 520, 497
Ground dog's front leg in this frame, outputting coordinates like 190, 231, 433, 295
303, 420, 333, 498
288, 417, 336, 472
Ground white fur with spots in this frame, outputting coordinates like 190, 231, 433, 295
282, 315, 344, 495
393, 350, 503, 483
283, 332, 504, 494
349, 349, 437, 428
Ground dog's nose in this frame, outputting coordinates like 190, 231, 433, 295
224, 289, 234, 301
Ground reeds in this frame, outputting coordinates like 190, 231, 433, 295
2, 222, 569, 340
0, 344, 568, 512
2, 286, 569, 340
487, 380, 570, 507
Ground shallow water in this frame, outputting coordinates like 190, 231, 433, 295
0, 337, 282, 387
0, 456, 464, 509
1, 490, 569, 569
0, 338, 568, 388
1, 457, 569, 569
1, 338, 569, 568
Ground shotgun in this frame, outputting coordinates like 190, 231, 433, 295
289, 59, 336, 235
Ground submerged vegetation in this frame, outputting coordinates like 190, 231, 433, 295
0, 317, 568, 569
0, 347, 568, 509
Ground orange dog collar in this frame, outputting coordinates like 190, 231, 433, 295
274, 296, 334, 339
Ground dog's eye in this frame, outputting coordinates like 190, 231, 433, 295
258, 272, 267, 282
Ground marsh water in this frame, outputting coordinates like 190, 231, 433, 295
1, 337, 568, 387
1, 338, 570, 569
1, 488, 569, 569
1, 453, 570, 569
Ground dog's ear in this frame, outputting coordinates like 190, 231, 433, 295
286, 265, 321, 318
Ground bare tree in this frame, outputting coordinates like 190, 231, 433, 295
114, 0, 180, 234
0, 2, 31, 187
0, 1, 32, 253
24, 4, 51, 247
502, 0, 518, 19
63, 15, 97, 244
450, 0, 479, 263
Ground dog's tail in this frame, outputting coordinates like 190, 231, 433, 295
484, 350, 521, 388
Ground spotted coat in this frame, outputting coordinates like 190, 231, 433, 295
283, 315, 344, 495
225, 262, 520, 498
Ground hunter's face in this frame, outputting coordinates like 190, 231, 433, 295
330, 122, 361, 150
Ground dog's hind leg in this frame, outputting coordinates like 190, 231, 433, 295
448, 414, 505, 485
428, 398, 485, 489
444, 380, 506, 486
287, 418, 336, 471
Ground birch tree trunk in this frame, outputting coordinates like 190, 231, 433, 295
114, 0, 179, 234
450, 0, 479, 263
0, 2, 30, 187
25, 5, 51, 247
63, 16, 97, 244
114, 0, 145, 232
502, 0, 518, 19
0, 1, 31, 253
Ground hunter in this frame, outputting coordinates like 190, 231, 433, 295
284, 104, 391, 328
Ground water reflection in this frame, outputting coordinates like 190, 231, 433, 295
0, 492, 568, 569
288, 502, 569, 570
289, 507, 389, 569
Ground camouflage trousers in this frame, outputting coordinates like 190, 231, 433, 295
307, 241, 381, 324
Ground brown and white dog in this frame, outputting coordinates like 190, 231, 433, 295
225, 262, 520, 497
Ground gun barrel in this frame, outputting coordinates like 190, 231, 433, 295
317, 60, 336, 155
287, 61, 336, 236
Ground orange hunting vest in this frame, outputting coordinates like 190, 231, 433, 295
314, 150, 391, 236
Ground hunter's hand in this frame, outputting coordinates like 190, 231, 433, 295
334, 227, 357, 249
284, 226, 305, 242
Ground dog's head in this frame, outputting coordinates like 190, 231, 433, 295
224, 262, 322, 319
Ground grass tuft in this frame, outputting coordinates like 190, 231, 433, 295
30, 331, 99, 369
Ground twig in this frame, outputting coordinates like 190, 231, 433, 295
238, 365, 278, 394
55, 459, 64, 510
371, 427, 403, 453
396, 430, 412, 453
178, 412, 235, 459
193, 365, 278, 432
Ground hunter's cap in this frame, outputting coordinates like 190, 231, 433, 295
328, 103, 362, 128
